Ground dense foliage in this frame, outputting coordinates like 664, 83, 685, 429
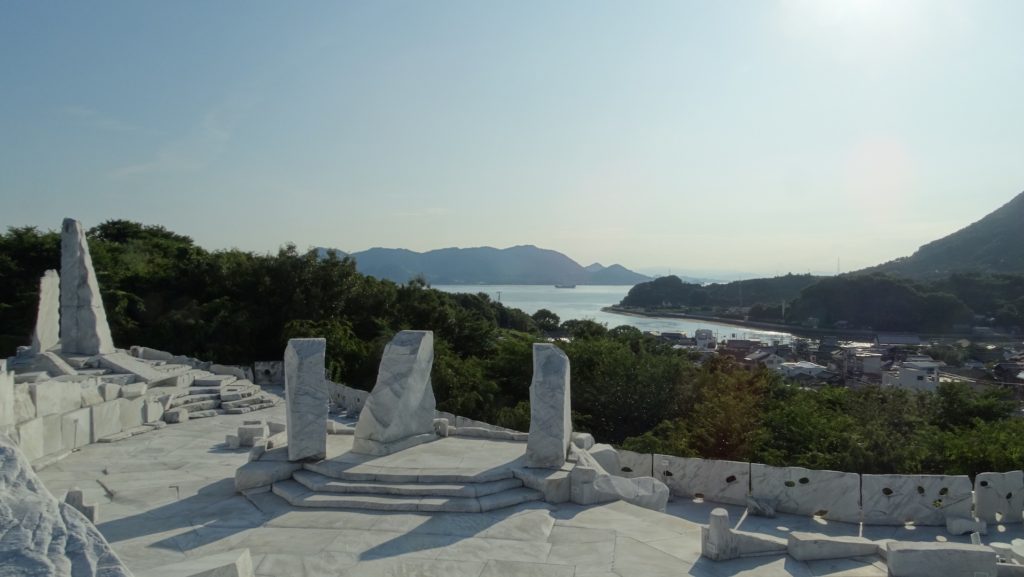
619, 273, 820, 310
2, 221, 1022, 476
620, 271, 1024, 333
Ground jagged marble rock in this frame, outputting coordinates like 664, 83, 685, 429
0, 432, 131, 576
525, 343, 571, 469
284, 338, 328, 461
353, 331, 437, 456
59, 219, 115, 355
30, 269, 61, 354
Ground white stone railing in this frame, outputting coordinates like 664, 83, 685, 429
607, 449, 1021, 526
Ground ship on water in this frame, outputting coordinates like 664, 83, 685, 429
554, 284, 576, 289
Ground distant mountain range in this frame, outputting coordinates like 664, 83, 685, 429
315, 245, 650, 285
861, 190, 1024, 279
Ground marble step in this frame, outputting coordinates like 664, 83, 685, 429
169, 393, 220, 408
193, 374, 238, 387
292, 469, 524, 498
221, 394, 266, 410
272, 480, 542, 513
303, 461, 516, 484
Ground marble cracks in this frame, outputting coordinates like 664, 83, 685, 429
285, 338, 328, 461
353, 330, 437, 456
525, 343, 571, 469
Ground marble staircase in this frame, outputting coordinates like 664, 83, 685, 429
271, 466, 543, 513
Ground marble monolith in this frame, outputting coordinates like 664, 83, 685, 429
30, 270, 60, 354
352, 330, 436, 456
60, 219, 115, 355
526, 343, 572, 468
285, 338, 328, 461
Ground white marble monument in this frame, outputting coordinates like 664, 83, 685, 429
60, 219, 115, 356
30, 269, 60, 354
525, 343, 571, 469
285, 338, 328, 461
353, 330, 437, 455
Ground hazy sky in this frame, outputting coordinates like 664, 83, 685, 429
2, 1, 1022, 277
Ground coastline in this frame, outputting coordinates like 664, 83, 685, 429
602, 306, 1016, 342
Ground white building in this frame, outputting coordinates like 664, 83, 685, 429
882, 359, 941, 391
695, 329, 716, 350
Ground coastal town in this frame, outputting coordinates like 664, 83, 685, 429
645, 328, 1024, 395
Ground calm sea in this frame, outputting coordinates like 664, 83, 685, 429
434, 284, 792, 343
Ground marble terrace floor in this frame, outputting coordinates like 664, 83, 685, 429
35, 393, 1024, 577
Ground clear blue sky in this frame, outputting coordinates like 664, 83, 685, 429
2, 1, 1022, 277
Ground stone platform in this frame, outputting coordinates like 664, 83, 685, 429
272, 435, 543, 513
32, 390, 1024, 577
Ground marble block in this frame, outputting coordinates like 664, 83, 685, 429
353, 331, 437, 456
90, 400, 122, 442
143, 400, 164, 423
118, 397, 145, 430
80, 381, 104, 406
617, 449, 653, 478
41, 413, 64, 457
61, 408, 91, 450
284, 338, 328, 461
30, 270, 61, 354
17, 417, 45, 462
886, 542, 997, 577
750, 464, 861, 523
701, 507, 787, 561
59, 218, 115, 356
862, 474, 973, 525
975, 471, 1024, 524
30, 380, 83, 417
0, 361, 13, 430
571, 432, 594, 450
137, 548, 254, 577
14, 382, 36, 422
786, 532, 878, 561
655, 455, 750, 506
64, 488, 98, 523
525, 343, 571, 468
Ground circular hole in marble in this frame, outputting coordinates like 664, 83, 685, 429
933, 499, 944, 508
980, 480, 990, 487
725, 475, 737, 484
694, 492, 705, 500
814, 510, 829, 518
621, 467, 633, 473
939, 487, 949, 496
916, 486, 925, 495
883, 488, 894, 496
663, 470, 674, 477
798, 477, 809, 485
1007, 492, 1014, 500
784, 481, 796, 488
